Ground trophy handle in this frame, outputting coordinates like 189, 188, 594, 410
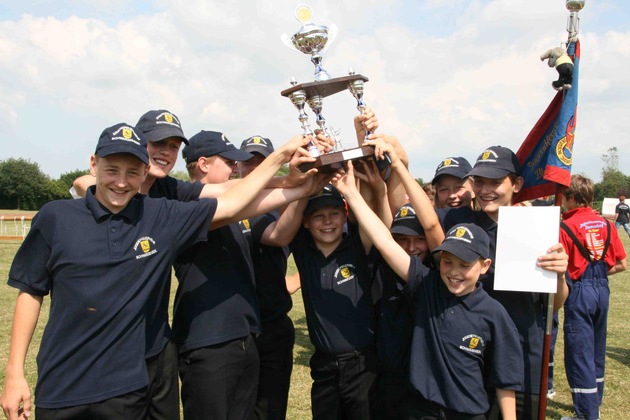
321, 24, 338, 53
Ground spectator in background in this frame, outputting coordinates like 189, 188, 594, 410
614, 195, 630, 238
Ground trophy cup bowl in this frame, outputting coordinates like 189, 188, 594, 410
291, 23, 329, 56
566, 0, 585, 12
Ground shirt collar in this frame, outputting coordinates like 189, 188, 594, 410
437, 278, 485, 309
85, 185, 142, 222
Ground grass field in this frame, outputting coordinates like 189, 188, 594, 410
0, 234, 629, 419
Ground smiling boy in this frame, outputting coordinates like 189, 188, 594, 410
0, 123, 306, 420
431, 156, 474, 209
442, 145, 569, 420
334, 161, 523, 419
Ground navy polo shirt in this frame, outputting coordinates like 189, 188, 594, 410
405, 257, 523, 415
243, 212, 292, 323
8, 188, 216, 408
371, 248, 413, 372
148, 175, 204, 201
440, 206, 546, 393
144, 175, 204, 358
172, 222, 260, 353
290, 223, 375, 355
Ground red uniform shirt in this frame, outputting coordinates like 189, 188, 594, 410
560, 207, 627, 280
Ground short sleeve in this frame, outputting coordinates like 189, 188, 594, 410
8, 211, 53, 296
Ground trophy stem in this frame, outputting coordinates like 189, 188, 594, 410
348, 78, 370, 144
289, 89, 320, 157
311, 54, 331, 81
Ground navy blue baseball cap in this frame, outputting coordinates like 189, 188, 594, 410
135, 109, 188, 145
240, 135, 274, 157
433, 223, 490, 263
431, 156, 473, 184
95, 123, 149, 165
182, 130, 253, 164
304, 184, 345, 216
390, 204, 424, 236
467, 146, 520, 179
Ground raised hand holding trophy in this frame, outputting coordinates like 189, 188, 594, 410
281, 4, 382, 172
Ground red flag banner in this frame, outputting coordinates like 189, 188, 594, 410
514, 40, 580, 204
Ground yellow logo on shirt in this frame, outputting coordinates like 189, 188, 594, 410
469, 337, 479, 349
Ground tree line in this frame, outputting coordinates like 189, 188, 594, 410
0, 149, 628, 211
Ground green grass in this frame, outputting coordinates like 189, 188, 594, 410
1, 234, 629, 419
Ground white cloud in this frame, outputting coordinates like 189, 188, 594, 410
0, 0, 628, 183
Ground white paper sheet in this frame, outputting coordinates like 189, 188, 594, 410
494, 206, 561, 293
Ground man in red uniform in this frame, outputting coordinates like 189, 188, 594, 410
560, 174, 627, 420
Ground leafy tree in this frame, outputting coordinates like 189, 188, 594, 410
415, 177, 424, 186
594, 147, 630, 201
0, 158, 52, 209
169, 170, 190, 182
57, 169, 90, 190
601, 146, 619, 174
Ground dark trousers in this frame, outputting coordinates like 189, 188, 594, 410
375, 368, 409, 419
254, 314, 295, 420
486, 391, 539, 420
145, 340, 180, 420
36, 387, 147, 419
179, 334, 259, 420
309, 347, 378, 420
564, 278, 609, 420
404, 391, 485, 420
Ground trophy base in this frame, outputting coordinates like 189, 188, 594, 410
299, 146, 375, 173
281, 74, 369, 99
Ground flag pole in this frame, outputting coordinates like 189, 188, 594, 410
538, 185, 566, 420
538, 4, 584, 418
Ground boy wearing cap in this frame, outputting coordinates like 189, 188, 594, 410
172, 130, 319, 420
372, 203, 430, 420
0, 123, 305, 420
559, 175, 626, 420
441, 145, 569, 420
431, 156, 474, 209
285, 181, 379, 420
334, 160, 527, 419
238, 135, 296, 420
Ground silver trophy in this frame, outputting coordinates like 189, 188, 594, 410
281, 4, 337, 82
281, 4, 378, 172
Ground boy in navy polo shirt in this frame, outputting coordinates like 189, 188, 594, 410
372, 203, 429, 420
172, 130, 319, 419
335, 160, 524, 419
559, 175, 626, 420
238, 135, 296, 420
0, 124, 308, 420
441, 145, 569, 420
288, 182, 378, 420
431, 156, 474, 209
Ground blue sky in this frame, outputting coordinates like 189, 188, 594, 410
1, 0, 629, 184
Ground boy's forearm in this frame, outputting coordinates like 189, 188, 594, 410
343, 188, 411, 281
392, 160, 444, 250
496, 388, 516, 420
609, 258, 628, 275
72, 174, 96, 198
553, 273, 569, 311
5, 292, 42, 377
262, 198, 309, 247
213, 143, 296, 223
